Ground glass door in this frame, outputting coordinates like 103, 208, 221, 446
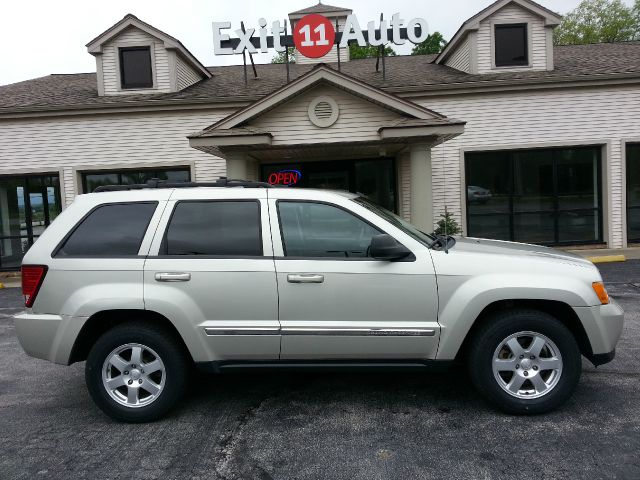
627, 144, 640, 243
0, 174, 61, 270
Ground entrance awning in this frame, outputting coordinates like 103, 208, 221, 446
187, 64, 465, 156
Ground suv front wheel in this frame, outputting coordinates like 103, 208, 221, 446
468, 309, 582, 414
85, 322, 189, 422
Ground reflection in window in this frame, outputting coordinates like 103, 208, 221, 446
278, 201, 381, 258
0, 174, 62, 269
465, 147, 602, 245
82, 168, 190, 193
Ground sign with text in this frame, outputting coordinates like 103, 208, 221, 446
267, 169, 302, 186
212, 13, 429, 58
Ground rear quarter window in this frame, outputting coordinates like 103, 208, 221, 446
55, 202, 157, 257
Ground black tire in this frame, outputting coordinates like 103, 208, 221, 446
85, 322, 190, 422
467, 309, 581, 415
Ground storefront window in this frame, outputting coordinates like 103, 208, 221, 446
261, 158, 396, 212
465, 146, 602, 245
0, 174, 62, 269
627, 144, 640, 243
82, 167, 190, 193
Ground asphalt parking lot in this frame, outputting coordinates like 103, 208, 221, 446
1, 262, 639, 480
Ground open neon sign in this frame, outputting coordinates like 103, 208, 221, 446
268, 169, 302, 186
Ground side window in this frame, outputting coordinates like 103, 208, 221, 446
164, 201, 262, 256
494, 24, 528, 67
56, 202, 157, 257
119, 47, 153, 89
278, 201, 382, 258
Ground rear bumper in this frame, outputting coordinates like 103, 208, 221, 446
14, 311, 86, 365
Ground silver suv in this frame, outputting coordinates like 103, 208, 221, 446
14, 179, 624, 422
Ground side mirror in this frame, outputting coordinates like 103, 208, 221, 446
369, 234, 413, 261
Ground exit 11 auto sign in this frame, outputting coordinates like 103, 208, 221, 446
212, 13, 429, 58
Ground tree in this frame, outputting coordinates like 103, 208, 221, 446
348, 43, 396, 59
554, 0, 637, 45
411, 32, 448, 55
271, 47, 296, 64
434, 212, 462, 236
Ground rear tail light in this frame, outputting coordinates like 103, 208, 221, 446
22, 265, 48, 308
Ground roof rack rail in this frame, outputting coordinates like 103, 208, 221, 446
93, 177, 279, 193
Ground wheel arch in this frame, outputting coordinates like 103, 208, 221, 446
454, 299, 593, 362
69, 309, 194, 364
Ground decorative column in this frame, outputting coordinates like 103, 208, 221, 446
410, 143, 434, 232
225, 152, 248, 180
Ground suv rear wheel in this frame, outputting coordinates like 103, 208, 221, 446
85, 322, 189, 422
467, 309, 581, 414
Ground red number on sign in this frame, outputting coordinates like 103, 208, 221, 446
293, 14, 335, 58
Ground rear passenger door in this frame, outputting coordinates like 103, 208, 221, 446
144, 189, 280, 362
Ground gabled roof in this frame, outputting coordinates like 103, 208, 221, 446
435, 0, 562, 64
86, 14, 211, 79
289, 2, 352, 19
202, 63, 447, 133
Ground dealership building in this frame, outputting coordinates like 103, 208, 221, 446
1, 0, 640, 269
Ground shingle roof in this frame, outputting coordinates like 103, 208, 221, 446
289, 2, 352, 15
1, 42, 640, 115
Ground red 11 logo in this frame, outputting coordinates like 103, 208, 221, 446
293, 14, 336, 58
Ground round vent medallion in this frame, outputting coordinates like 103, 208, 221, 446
308, 95, 339, 127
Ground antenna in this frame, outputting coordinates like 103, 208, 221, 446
336, 18, 341, 71
284, 19, 290, 82
240, 21, 257, 84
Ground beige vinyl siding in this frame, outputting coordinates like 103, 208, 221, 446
176, 56, 203, 90
101, 27, 172, 95
476, 4, 548, 73
249, 85, 401, 145
445, 36, 471, 73
0, 109, 234, 206
416, 84, 640, 248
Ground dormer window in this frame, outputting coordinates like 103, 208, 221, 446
119, 46, 153, 89
494, 24, 528, 67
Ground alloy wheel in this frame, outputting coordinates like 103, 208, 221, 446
492, 331, 563, 399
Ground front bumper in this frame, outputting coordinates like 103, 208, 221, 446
14, 311, 85, 364
589, 349, 616, 366
573, 299, 624, 365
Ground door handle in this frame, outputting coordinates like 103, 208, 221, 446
155, 272, 191, 282
287, 274, 324, 284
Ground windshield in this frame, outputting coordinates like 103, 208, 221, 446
352, 196, 435, 247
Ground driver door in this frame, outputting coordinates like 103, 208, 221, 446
268, 194, 440, 360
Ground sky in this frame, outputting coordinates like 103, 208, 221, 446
0, 0, 634, 86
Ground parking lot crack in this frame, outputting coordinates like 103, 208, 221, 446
213, 392, 276, 480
